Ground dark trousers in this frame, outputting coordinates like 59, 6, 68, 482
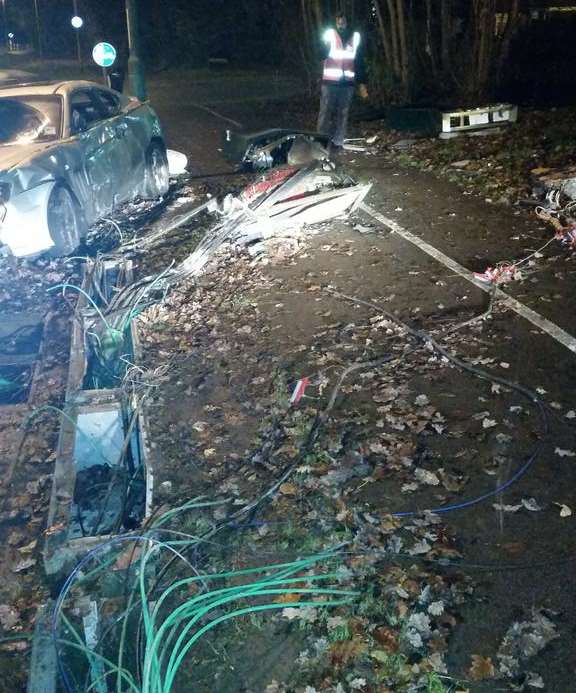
317, 83, 354, 147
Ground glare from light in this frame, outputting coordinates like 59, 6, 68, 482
71, 16, 83, 29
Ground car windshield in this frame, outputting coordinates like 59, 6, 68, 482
0, 95, 61, 145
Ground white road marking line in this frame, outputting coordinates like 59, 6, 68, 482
361, 202, 576, 355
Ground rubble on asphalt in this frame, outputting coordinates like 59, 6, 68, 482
1, 157, 572, 691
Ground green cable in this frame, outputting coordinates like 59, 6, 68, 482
151, 497, 229, 528
151, 572, 345, 687
146, 556, 349, 692
48, 283, 112, 331
59, 617, 139, 693
165, 598, 355, 692
146, 551, 340, 667
162, 585, 357, 692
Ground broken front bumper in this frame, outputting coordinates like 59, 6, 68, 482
0, 182, 55, 257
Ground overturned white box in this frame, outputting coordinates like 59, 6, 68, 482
441, 103, 518, 135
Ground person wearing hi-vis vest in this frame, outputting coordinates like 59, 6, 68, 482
317, 12, 368, 151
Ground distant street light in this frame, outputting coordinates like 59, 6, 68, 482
72, 0, 82, 70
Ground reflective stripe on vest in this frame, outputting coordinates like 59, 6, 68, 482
322, 29, 361, 83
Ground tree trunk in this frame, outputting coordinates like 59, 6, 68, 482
385, 0, 401, 80
374, 0, 393, 71
396, 0, 409, 99
440, 0, 451, 75
425, 0, 438, 78
496, 0, 520, 77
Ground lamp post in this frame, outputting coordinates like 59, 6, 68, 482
72, 0, 82, 70
33, 0, 42, 58
1, 0, 8, 50
125, 0, 147, 100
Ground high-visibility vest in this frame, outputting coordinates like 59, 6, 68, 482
322, 29, 361, 83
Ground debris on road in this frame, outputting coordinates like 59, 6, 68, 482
496, 609, 559, 681
224, 128, 331, 170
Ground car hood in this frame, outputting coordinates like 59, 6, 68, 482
0, 142, 56, 172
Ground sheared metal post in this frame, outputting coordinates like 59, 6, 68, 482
125, 0, 147, 101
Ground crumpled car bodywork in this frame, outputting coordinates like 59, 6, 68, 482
0, 80, 167, 257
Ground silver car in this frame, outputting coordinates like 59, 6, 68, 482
0, 80, 169, 257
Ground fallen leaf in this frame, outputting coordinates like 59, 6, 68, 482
493, 503, 522, 513
0, 605, 20, 630
468, 654, 495, 681
482, 418, 497, 429
330, 639, 367, 667
554, 502, 572, 517
12, 557, 36, 573
555, 447, 576, 458
414, 468, 440, 486
499, 542, 527, 557
279, 482, 298, 496
408, 539, 432, 555
521, 497, 543, 512
275, 592, 302, 604
373, 626, 399, 652
428, 601, 445, 616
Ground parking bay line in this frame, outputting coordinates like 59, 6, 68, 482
360, 202, 576, 355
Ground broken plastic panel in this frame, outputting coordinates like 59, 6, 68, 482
441, 104, 518, 134
176, 162, 371, 277
223, 128, 331, 171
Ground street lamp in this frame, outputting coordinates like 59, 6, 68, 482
72, 0, 82, 70
33, 0, 42, 58
1, 0, 8, 50
125, 0, 147, 100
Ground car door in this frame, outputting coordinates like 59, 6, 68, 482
91, 88, 142, 204
68, 88, 128, 220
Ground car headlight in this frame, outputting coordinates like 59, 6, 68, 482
0, 183, 11, 224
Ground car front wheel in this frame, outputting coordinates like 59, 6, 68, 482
142, 140, 169, 199
47, 185, 85, 256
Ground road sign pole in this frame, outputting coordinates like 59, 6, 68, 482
125, 0, 147, 101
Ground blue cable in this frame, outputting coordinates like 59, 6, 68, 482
52, 534, 186, 693
391, 446, 541, 517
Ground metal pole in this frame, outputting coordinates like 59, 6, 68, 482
33, 0, 42, 58
72, 0, 82, 71
2, 0, 8, 50
125, 0, 147, 101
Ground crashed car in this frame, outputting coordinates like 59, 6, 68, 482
0, 80, 170, 257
